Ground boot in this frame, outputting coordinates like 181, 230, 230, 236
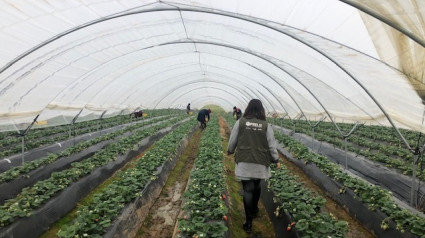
243, 220, 252, 232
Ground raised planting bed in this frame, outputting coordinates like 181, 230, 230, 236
177, 117, 229, 238
265, 164, 348, 238
270, 118, 424, 181
0, 115, 165, 173
272, 125, 425, 208
260, 179, 300, 238
0, 113, 148, 160
55, 119, 196, 237
0, 117, 188, 238
275, 131, 425, 238
0, 116, 172, 203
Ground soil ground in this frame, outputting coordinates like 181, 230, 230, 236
135, 129, 203, 238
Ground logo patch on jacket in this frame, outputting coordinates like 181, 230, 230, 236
245, 121, 263, 130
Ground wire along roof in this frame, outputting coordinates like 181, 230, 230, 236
0, 0, 424, 133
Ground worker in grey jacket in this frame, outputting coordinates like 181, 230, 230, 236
227, 99, 279, 232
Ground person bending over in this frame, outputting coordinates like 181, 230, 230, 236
197, 108, 211, 129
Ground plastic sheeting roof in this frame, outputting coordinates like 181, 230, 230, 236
0, 0, 425, 134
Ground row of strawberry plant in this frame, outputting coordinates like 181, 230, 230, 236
56, 118, 195, 237
275, 131, 425, 237
314, 130, 420, 179
272, 118, 422, 146
221, 113, 237, 128
0, 116, 171, 184
311, 123, 422, 180
0, 114, 148, 159
0, 108, 179, 159
271, 119, 425, 180
0, 116, 186, 228
0, 108, 174, 142
290, 124, 412, 167
269, 164, 348, 237
178, 116, 228, 238
0, 114, 134, 147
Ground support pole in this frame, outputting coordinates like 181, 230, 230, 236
280, 113, 292, 134
410, 110, 425, 207
340, 121, 364, 170
70, 110, 83, 146
311, 116, 326, 150
280, 114, 284, 134
292, 114, 304, 135
98, 110, 107, 136
21, 136, 25, 165
410, 152, 420, 206
344, 137, 348, 169
19, 114, 39, 165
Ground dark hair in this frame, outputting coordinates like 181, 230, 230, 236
243, 99, 266, 120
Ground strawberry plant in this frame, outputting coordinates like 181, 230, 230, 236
178, 116, 228, 238
0, 116, 171, 184
269, 165, 348, 238
275, 131, 425, 237
0, 117, 186, 228
271, 118, 425, 180
56, 118, 195, 237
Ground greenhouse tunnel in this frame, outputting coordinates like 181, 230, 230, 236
1, 0, 425, 238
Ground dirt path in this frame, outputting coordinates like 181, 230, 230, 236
135, 129, 203, 238
219, 117, 276, 238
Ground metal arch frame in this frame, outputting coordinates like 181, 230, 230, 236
167, 85, 250, 106
250, 63, 378, 124
0, 23, 349, 122
142, 53, 298, 117
153, 83, 250, 108
143, 74, 276, 112
116, 62, 206, 105
167, 85, 248, 109
338, 0, 425, 48
126, 73, 256, 108
128, 69, 269, 109
68, 49, 198, 103
190, 95, 234, 109
112, 54, 283, 112
165, 88, 246, 110
80, 45, 303, 115
118, 40, 349, 131
143, 65, 285, 113
44, 49, 264, 111
154, 85, 249, 109
148, 40, 363, 137
120, 67, 260, 108
250, 64, 316, 120
255, 84, 295, 119
0, 5, 411, 149
183, 41, 343, 130
0, 8, 356, 120
109, 54, 291, 113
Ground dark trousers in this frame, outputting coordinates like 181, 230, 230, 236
241, 179, 261, 223
199, 121, 206, 129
